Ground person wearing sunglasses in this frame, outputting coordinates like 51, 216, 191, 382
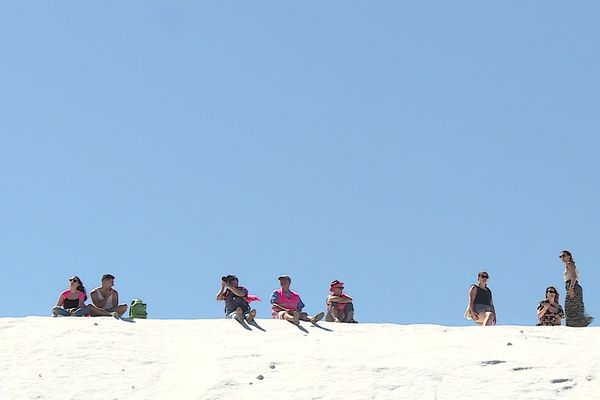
560, 250, 593, 327
325, 280, 357, 323
52, 276, 93, 317
467, 271, 496, 326
537, 286, 564, 326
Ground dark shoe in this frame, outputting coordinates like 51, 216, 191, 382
310, 312, 325, 324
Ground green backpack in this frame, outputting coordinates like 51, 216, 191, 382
129, 298, 148, 319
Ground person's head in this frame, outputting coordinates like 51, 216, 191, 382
222, 275, 238, 287
69, 276, 87, 300
545, 286, 559, 303
278, 275, 291, 290
330, 280, 344, 295
101, 274, 115, 288
477, 271, 489, 285
559, 250, 574, 263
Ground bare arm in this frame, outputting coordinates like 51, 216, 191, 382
216, 282, 226, 301
272, 302, 290, 312
566, 263, 577, 294
56, 294, 65, 307
537, 303, 550, 319
112, 290, 119, 308
90, 289, 109, 308
328, 295, 352, 303
225, 285, 247, 298
468, 286, 477, 317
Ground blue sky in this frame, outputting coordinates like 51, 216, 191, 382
1, 2, 598, 325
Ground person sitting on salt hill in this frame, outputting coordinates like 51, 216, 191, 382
467, 271, 496, 326
537, 286, 564, 326
270, 275, 324, 325
90, 274, 128, 318
53, 276, 121, 318
325, 280, 357, 323
216, 275, 258, 323
52, 276, 93, 317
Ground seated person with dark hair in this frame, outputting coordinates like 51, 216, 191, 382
90, 274, 128, 318
216, 275, 257, 323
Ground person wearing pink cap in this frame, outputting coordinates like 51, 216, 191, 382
325, 280, 357, 323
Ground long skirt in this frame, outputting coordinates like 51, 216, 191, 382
564, 280, 593, 327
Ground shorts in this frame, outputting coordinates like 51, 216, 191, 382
473, 304, 493, 314
226, 309, 251, 319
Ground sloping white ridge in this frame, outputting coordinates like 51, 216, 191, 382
1, 317, 598, 400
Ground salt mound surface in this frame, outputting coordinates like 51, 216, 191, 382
1, 317, 598, 399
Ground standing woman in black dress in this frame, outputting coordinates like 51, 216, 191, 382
560, 250, 593, 327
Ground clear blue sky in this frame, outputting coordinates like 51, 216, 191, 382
1, 2, 598, 325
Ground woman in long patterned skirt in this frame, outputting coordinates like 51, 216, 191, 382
560, 250, 593, 327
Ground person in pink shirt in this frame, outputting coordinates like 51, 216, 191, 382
325, 280, 357, 323
52, 276, 92, 317
270, 275, 324, 325
52, 276, 120, 318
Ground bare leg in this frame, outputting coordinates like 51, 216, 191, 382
245, 309, 256, 323
278, 310, 299, 324
286, 311, 300, 324
482, 312, 494, 326
90, 305, 119, 318
299, 312, 310, 321
473, 312, 485, 326
113, 304, 128, 316
105, 304, 128, 317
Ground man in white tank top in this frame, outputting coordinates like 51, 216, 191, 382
90, 274, 128, 317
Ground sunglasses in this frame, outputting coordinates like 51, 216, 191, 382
547, 290, 557, 294
479, 275, 489, 279
69, 279, 79, 283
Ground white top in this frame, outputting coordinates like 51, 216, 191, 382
96, 290, 114, 310
563, 264, 579, 283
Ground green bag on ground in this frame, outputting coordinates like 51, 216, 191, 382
129, 298, 148, 319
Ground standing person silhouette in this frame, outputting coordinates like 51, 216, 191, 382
560, 250, 593, 327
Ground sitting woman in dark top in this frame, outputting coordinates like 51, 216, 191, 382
537, 286, 564, 326
468, 271, 496, 326
52, 276, 92, 317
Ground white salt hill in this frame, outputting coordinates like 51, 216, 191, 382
0, 317, 598, 399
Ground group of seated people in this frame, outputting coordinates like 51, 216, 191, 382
52, 274, 128, 318
217, 274, 357, 325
